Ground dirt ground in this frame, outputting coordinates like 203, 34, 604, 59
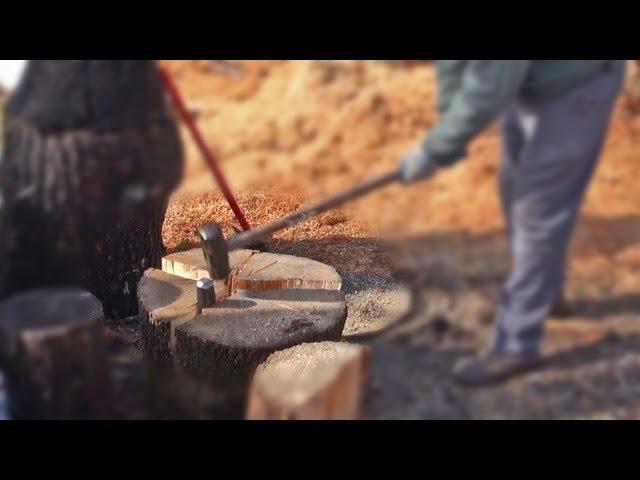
161, 60, 640, 419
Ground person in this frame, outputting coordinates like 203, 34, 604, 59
399, 60, 626, 385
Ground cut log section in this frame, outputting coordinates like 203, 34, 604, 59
141, 251, 347, 374
0, 288, 112, 419
175, 288, 348, 381
246, 342, 371, 420
162, 248, 342, 293
138, 269, 198, 364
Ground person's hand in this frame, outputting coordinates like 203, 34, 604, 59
398, 146, 438, 184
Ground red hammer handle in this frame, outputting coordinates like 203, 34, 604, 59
158, 66, 252, 231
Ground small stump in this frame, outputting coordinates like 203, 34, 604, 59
0, 288, 112, 419
139, 249, 348, 409
246, 341, 371, 420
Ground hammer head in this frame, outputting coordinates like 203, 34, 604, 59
198, 224, 231, 280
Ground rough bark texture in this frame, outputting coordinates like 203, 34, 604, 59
0, 288, 112, 419
0, 60, 183, 317
246, 342, 371, 420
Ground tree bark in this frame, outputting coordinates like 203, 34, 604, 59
174, 288, 347, 381
0, 288, 112, 419
0, 60, 183, 317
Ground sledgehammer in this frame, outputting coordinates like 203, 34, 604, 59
198, 169, 400, 280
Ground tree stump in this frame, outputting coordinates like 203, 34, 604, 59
0, 288, 112, 419
143, 248, 344, 366
140, 249, 266, 364
246, 342, 371, 420
0, 60, 183, 317
139, 249, 347, 414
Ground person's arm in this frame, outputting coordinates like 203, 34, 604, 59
399, 60, 531, 183
424, 60, 531, 166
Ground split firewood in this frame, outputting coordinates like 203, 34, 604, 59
141, 251, 346, 373
246, 341, 371, 420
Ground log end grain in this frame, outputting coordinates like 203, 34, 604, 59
246, 341, 371, 420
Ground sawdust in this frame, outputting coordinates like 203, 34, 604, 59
341, 272, 413, 337
162, 60, 438, 225
162, 189, 382, 275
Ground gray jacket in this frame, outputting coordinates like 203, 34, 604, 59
424, 60, 620, 166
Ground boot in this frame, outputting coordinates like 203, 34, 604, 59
453, 348, 543, 386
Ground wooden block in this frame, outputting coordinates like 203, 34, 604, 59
246, 341, 371, 420
0, 288, 112, 419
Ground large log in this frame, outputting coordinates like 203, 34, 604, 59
0, 288, 112, 419
139, 250, 348, 412
246, 341, 371, 420
139, 250, 277, 364
0, 60, 183, 317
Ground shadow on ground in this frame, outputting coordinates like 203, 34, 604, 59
269, 212, 640, 419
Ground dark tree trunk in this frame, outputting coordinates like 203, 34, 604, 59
0, 61, 183, 317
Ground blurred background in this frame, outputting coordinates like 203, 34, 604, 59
1, 60, 640, 419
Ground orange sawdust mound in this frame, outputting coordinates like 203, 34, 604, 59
162, 189, 385, 275
161, 60, 640, 293
162, 60, 438, 198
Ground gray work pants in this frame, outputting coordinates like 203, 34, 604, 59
494, 61, 626, 355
